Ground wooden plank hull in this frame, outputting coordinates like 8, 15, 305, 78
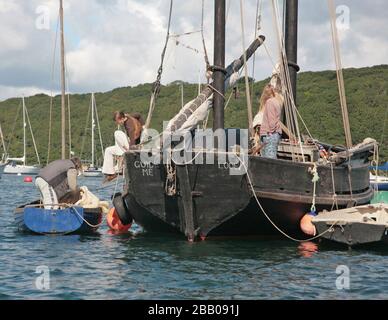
123, 149, 373, 239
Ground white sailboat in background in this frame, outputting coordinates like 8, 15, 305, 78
0, 123, 8, 178
4, 97, 40, 175
83, 93, 104, 177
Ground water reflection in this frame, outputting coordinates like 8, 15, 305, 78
298, 241, 319, 258
1, 175, 388, 299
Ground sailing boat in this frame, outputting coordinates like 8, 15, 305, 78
15, 0, 102, 235
0, 161, 5, 178
4, 97, 40, 175
113, 0, 375, 241
83, 93, 104, 177
0, 123, 7, 178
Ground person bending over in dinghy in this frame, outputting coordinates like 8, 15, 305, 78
102, 111, 144, 184
35, 158, 83, 210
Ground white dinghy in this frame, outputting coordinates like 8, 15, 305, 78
312, 204, 388, 246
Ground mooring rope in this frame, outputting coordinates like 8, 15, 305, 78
235, 154, 340, 243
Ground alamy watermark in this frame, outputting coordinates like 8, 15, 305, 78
35, 266, 50, 291
336, 5, 350, 31
139, 126, 249, 176
336, 265, 350, 290
35, 5, 50, 30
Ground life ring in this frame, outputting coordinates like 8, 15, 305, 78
300, 213, 317, 237
112, 193, 133, 226
107, 208, 132, 232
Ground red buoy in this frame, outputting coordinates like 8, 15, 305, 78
107, 208, 132, 233
24, 176, 33, 183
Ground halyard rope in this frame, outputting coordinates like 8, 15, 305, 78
328, 0, 352, 149
144, 0, 174, 130
239, 0, 254, 138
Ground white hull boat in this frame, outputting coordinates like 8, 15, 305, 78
0, 162, 6, 178
81, 93, 104, 178
83, 167, 103, 178
4, 164, 40, 175
313, 204, 388, 246
5, 97, 41, 176
370, 173, 388, 191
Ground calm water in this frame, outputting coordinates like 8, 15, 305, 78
0, 175, 387, 300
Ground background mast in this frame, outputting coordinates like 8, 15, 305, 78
60, 0, 67, 159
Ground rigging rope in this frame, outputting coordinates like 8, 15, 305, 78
47, 13, 60, 164
93, 96, 105, 162
144, 0, 174, 130
170, 30, 201, 37
0, 123, 7, 158
250, 0, 263, 108
270, 0, 306, 161
174, 39, 201, 54
79, 95, 92, 163
262, 41, 315, 142
67, 91, 72, 157
239, 0, 255, 138
201, 0, 211, 74
328, 0, 352, 149
64, 52, 72, 157
24, 103, 41, 165
6, 98, 22, 156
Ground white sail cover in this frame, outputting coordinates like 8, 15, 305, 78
166, 97, 212, 134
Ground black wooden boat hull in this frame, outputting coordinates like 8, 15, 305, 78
122, 149, 373, 240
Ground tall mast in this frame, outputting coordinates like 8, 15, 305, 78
91, 93, 95, 168
285, 0, 299, 103
180, 84, 184, 109
212, 0, 226, 131
22, 97, 26, 166
0, 123, 6, 159
59, 0, 66, 159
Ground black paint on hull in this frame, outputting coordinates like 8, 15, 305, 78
122, 149, 373, 240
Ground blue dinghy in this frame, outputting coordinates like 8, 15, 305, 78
15, 201, 103, 235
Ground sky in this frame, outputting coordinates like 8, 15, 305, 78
0, 0, 387, 101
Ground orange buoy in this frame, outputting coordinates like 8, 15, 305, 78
24, 176, 33, 183
300, 213, 317, 237
107, 208, 132, 233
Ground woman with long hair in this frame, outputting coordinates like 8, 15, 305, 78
257, 84, 283, 159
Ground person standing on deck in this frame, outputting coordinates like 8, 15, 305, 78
102, 111, 145, 183
35, 158, 83, 209
258, 84, 283, 159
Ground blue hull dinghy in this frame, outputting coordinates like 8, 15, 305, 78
15, 201, 103, 235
